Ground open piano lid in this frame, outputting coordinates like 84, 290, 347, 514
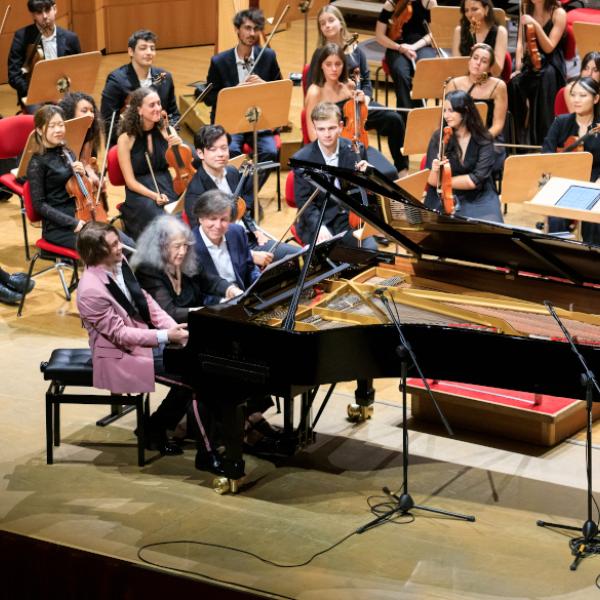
289, 158, 600, 287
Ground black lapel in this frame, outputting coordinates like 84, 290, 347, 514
104, 278, 139, 320
125, 63, 140, 91
121, 261, 153, 327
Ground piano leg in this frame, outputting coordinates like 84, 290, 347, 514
347, 379, 375, 422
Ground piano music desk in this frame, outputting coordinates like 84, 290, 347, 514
407, 379, 600, 446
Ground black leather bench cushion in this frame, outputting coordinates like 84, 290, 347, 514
41, 348, 93, 386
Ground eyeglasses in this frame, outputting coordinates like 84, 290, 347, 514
169, 241, 193, 250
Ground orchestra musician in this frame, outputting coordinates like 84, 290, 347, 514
425, 90, 503, 222
543, 77, 600, 244
0, 267, 34, 306
8, 0, 81, 110
563, 52, 600, 113
304, 44, 398, 180
116, 87, 180, 240
204, 8, 280, 185
291, 101, 377, 249
374, 0, 438, 111
75, 221, 191, 457
100, 29, 179, 147
305, 5, 408, 176
184, 125, 296, 262
452, 0, 507, 77
507, 0, 567, 146
448, 43, 508, 173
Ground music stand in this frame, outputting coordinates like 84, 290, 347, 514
25, 51, 102, 106
411, 57, 469, 101
215, 79, 293, 222
395, 169, 430, 202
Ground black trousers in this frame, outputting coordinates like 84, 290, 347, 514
366, 100, 408, 171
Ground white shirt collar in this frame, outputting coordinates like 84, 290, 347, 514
234, 45, 254, 68
199, 225, 225, 250
317, 139, 340, 163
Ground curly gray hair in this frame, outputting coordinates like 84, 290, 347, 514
130, 215, 197, 276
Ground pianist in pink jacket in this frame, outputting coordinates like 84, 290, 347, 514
76, 221, 188, 395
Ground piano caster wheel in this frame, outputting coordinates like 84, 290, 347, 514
347, 404, 373, 422
213, 477, 242, 495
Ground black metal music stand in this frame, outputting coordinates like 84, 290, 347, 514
536, 301, 600, 571
356, 289, 476, 534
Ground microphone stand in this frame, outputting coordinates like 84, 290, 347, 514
356, 289, 475, 534
536, 300, 600, 571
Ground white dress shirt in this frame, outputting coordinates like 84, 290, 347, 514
235, 46, 255, 84
199, 227, 238, 284
206, 170, 233, 195
41, 27, 58, 60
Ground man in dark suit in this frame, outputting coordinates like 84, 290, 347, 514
100, 29, 179, 146
292, 101, 377, 250
204, 8, 281, 172
8, 0, 81, 109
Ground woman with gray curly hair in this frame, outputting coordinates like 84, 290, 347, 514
132, 215, 241, 323
116, 87, 180, 239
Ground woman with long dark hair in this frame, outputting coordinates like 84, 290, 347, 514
452, 0, 507, 77
425, 90, 503, 221
563, 52, 600, 113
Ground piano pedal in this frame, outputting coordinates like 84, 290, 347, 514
347, 404, 374, 422
213, 476, 243, 495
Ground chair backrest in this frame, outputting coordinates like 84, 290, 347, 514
107, 144, 126, 186
22, 181, 41, 224
0, 115, 35, 160
500, 51, 512, 83
285, 170, 296, 208
563, 24, 577, 60
572, 21, 600, 61
554, 86, 569, 116
302, 63, 311, 97
300, 108, 311, 145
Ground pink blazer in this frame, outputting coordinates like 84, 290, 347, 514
76, 264, 176, 394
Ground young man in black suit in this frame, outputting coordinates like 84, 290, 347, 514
100, 29, 180, 146
204, 8, 281, 174
8, 0, 81, 109
291, 101, 376, 250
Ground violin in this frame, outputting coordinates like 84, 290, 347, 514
558, 125, 600, 153
437, 80, 456, 216
388, 0, 412, 42
230, 160, 252, 222
520, 0, 541, 72
63, 147, 108, 223
162, 110, 196, 195
80, 141, 109, 212
341, 67, 369, 153
22, 32, 44, 85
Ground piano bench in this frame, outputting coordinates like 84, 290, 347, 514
40, 349, 150, 466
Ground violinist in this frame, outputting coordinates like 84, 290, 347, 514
306, 5, 409, 176
448, 43, 507, 173
117, 87, 180, 240
204, 8, 280, 185
374, 0, 438, 111
100, 30, 179, 147
8, 0, 81, 110
507, 0, 567, 147
563, 52, 600, 113
543, 77, 600, 244
425, 90, 503, 222
452, 0, 507, 77
304, 44, 398, 180
291, 101, 377, 249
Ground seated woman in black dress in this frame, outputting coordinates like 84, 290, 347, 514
452, 0, 507, 77
27, 104, 88, 250
425, 90, 503, 222
117, 87, 180, 239
543, 77, 600, 244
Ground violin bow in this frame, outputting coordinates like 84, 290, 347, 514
173, 82, 213, 129
246, 4, 290, 78
95, 111, 117, 207
144, 152, 162, 198
0, 5, 11, 37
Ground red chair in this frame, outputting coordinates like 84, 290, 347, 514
300, 108, 311, 145
284, 170, 305, 245
0, 114, 36, 260
301, 63, 311, 97
500, 51, 512, 84
107, 145, 126, 186
17, 181, 80, 317
241, 134, 282, 210
554, 86, 569, 116
563, 24, 577, 61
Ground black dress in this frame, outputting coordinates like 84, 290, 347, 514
424, 131, 503, 222
121, 126, 177, 240
27, 147, 79, 249
508, 17, 566, 146
459, 24, 498, 57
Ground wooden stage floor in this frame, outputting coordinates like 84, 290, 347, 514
0, 20, 599, 599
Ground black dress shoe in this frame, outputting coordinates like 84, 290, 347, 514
244, 434, 289, 458
195, 450, 226, 476
0, 283, 22, 306
145, 437, 184, 456
6, 273, 34, 294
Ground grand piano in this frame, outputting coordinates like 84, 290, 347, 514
165, 161, 600, 491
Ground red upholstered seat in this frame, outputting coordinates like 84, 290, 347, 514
107, 145, 126, 186
554, 86, 569, 116
563, 24, 577, 60
301, 63, 311, 97
284, 171, 304, 245
300, 108, 310, 145
500, 51, 512, 83
35, 239, 80, 261
0, 173, 23, 195
566, 8, 600, 26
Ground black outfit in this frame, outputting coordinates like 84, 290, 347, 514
121, 126, 177, 240
100, 64, 180, 146
184, 164, 297, 261
292, 138, 377, 249
307, 46, 408, 171
27, 148, 79, 249
378, 1, 437, 110
542, 113, 600, 244
424, 130, 503, 222
8, 24, 81, 105
459, 24, 498, 57
508, 17, 566, 146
